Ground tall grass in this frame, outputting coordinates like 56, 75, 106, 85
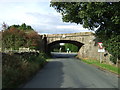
2, 52, 47, 88
81, 59, 120, 75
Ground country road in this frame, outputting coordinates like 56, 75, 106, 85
23, 53, 119, 88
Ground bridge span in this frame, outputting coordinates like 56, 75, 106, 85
41, 32, 110, 63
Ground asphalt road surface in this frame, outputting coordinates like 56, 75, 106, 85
23, 53, 119, 88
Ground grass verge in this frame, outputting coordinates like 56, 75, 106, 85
2, 52, 47, 88
81, 58, 120, 75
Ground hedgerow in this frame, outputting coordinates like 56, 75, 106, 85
2, 52, 47, 88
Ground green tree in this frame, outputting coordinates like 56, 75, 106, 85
26, 31, 41, 50
26, 25, 33, 30
64, 43, 78, 52
8, 25, 20, 29
50, 2, 120, 64
50, 43, 61, 52
8, 23, 34, 31
19, 23, 34, 31
2, 27, 27, 50
2, 27, 41, 50
2, 23, 41, 51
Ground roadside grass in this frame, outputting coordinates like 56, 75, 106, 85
81, 59, 120, 75
2, 52, 47, 88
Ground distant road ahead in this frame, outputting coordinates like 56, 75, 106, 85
51, 52, 77, 58
23, 53, 119, 88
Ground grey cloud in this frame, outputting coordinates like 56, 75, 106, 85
26, 12, 62, 25
33, 24, 89, 34
26, 12, 90, 34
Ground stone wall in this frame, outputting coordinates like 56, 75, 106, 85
77, 35, 111, 64
38, 34, 47, 52
46, 32, 94, 44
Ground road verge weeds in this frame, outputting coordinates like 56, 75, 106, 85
2, 52, 47, 88
80, 58, 120, 75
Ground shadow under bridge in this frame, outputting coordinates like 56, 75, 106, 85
47, 40, 84, 57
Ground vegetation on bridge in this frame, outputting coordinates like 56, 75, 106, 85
50, 2, 120, 64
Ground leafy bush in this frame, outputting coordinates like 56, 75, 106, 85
2, 25, 42, 50
2, 52, 47, 88
2, 27, 27, 50
110, 55, 118, 64
103, 35, 120, 64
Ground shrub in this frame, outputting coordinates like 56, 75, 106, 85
2, 52, 47, 88
110, 55, 117, 64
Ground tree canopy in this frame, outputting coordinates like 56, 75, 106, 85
64, 43, 78, 52
8, 23, 34, 31
50, 2, 120, 32
2, 27, 27, 50
50, 2, 120, 64
2, 24, 41, 50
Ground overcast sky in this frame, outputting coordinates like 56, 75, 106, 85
0, 0, 93, 34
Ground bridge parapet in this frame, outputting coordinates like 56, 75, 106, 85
47, 32, 93, 37
46, 32, 95, 44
